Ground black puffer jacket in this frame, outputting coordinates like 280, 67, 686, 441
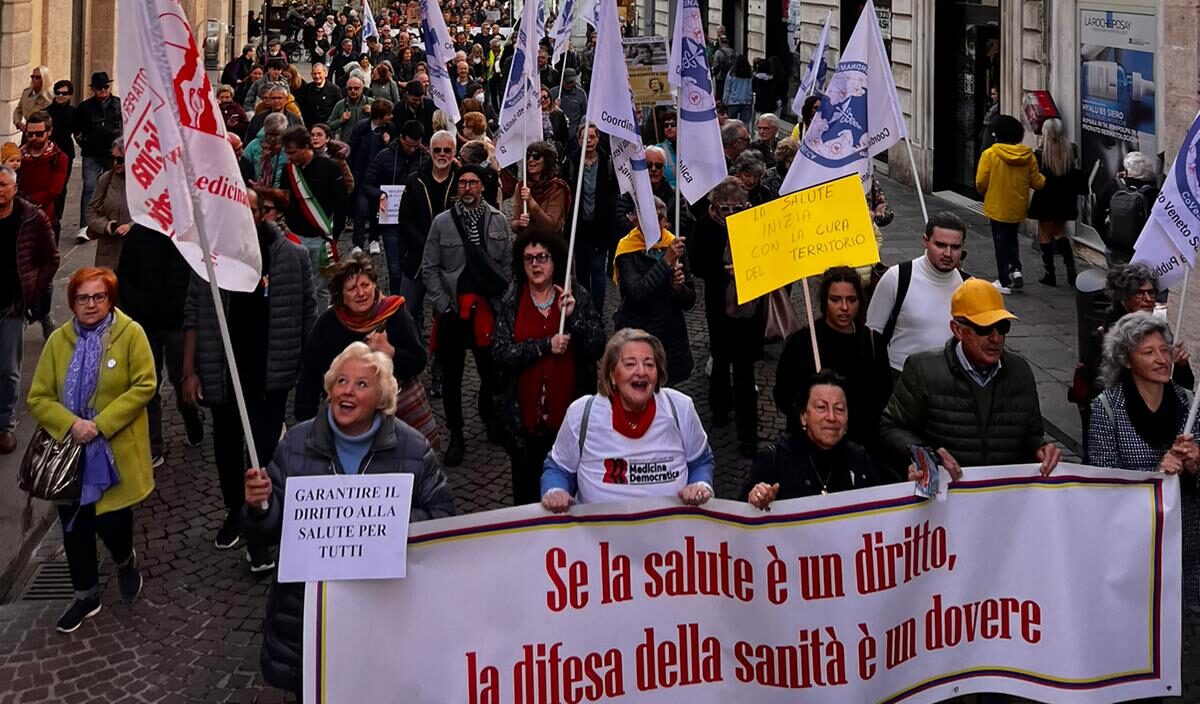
242, 409, 456, 694
183, 222, 315, 406
879, 340, 1046, 472
613, 247, 696, 385
116, 225, 191, 332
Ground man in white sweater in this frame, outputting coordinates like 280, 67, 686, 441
866, 212, 969, 372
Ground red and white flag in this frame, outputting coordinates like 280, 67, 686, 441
118, 0, 262, 292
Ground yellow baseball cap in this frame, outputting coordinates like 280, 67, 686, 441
950, 279, 1019, 326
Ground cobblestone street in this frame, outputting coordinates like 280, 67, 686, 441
1, 170, 1195, 703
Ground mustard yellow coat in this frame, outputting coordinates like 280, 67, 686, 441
975, 143, 1047, 223
28, 308, 157, 514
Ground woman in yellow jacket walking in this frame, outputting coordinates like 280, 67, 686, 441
976, 115, 1046, 292
28, 267, 157, 633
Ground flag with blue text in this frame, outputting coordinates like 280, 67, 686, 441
781, 0, 906, 195
417, 0, 462, 123
360, 0, 379, 55
667, 0, 726, 204
495, 0, 544, 167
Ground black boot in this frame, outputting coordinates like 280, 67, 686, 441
445, 432, 464, 467
1038, 243, 1056, 286
1055, 238, 1077, 287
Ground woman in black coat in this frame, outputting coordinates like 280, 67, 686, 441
774, 267, 892, 457
1027, 118, 1086, 286
613, 199, 696, 386
744, 370, 883, 507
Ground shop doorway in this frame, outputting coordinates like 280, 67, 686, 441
933, 1, 1000, 198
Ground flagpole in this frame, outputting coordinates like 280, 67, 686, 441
560, 117, 591, 335
136, 1, 264, 506
800, 277, 822, 370
522, 84, 529, 216
903, 137, 929, 224
674, 94, 681, 239
1175, 269, 1189, 337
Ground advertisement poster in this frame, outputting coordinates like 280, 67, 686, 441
1078, 8, 1156, 238
623, 36, 672, 107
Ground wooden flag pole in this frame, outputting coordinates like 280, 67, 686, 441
800, 277, 822, 370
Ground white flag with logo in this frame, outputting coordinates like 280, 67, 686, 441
589, 0, 659, 247
495, 0, 544, 167
548, 0, 577, 64
361, 0, 379, 55
781, 0, 907, 196
581, 0, 600, 28
793, 9, 831, 111
1132, 111, 1200, 288
118, 0, 261, 292
417, 0, 461, 123
667, 0, 726, 204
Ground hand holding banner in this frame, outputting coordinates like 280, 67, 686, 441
726, 175, 880, 304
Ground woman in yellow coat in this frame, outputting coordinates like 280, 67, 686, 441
976, 114, 1046, 292
28, 267, 157, 634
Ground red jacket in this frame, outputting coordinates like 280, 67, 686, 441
18, 142, 69, 224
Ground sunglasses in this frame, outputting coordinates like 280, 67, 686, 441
662, 121, 677, 128
112, 157, 125, 164
646, 162, 665, 171
959, 319, 1011, 337
523, 252, 551, 264
54, 91, 71, 97
25, 130, 46, 138
526, 153, 546, 161
716, 202, 750, 215
431, 146, 455, 154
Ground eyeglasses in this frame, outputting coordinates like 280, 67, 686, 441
716, 202, 750, 215
54, 91, 71, 97
646, 162, 665, 171
958, 319, 1011, 337
523, 252, 551, 264
1131, 288, 1158, 300
74, 292, 109, 306
458, 178, 483, 188
431, 147, 455, 154
662, 121, 677, 128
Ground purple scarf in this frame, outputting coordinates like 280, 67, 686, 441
64, 313, 120, 506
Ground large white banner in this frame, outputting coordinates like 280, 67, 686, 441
118, 0, 262, 292
304, 465, 1180, 703
1132, 110, 1200, 288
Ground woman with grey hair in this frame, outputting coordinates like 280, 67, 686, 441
1087, 311, 1200, 609
243, 341, 455, 698
761, 138, 797, 199
733, 150, 769, 205
540, 329, 714, 512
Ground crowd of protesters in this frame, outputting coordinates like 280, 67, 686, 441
4, 1, 1198, 700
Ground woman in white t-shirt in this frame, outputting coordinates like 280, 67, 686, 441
541, 329, 715, 511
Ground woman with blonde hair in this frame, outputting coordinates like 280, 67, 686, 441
1028, 118, 1085, 287
13, 65, 52, 131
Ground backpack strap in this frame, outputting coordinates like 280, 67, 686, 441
1098, 392, 1116, 427
880, 260, 913, 347
664, 392, 681, 432
578, 395, 596, 456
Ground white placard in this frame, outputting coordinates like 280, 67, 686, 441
378, 185, 405, 225
279, 473, 414, 583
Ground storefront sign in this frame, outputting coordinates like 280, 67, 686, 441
1078, 8, 1157, 238
304, 466, 1180, 703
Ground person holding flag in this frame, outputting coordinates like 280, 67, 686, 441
667, 0, 726, 210
494, 0, 544, 171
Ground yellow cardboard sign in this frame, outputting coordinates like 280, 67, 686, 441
727, 174, 880, 304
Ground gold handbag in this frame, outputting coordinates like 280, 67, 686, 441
18, 427, 84, 502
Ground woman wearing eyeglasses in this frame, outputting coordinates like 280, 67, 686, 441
510, 141, 571, 240
28, 267, 157, 633
84, 140, 129, 270
493, 230, 605, 504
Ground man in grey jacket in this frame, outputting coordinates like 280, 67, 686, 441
181, 190, 316, 572
421, 164, 513, 467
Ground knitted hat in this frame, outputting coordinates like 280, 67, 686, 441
0, 142, 20, 164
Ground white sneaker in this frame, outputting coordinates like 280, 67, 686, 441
350, 246, 364, 255
74, 227, 90, 244
368, 241, 381, 255
1010, 270, 1024, 290
992, 280, 1012, 295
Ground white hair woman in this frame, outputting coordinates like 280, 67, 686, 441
13, 65, 51, 131
1027, 118, 1084, 286
541, 329, 714, 512
1088, 312, 1199, 607
242, 341, 455, 699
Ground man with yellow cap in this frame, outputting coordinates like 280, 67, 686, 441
879, 278, 1062, 481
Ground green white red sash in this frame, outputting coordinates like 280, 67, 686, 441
286, 161, 333, 237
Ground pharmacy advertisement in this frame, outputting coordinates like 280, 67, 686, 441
1078, 8, 1156, 237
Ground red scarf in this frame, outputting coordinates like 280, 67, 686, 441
514, 286, 575, 434
335, 295, 406, 334
430, 293, 496, 355
611, 395, 656, 439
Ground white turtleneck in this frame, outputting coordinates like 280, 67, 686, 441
865, 255, 964, 371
